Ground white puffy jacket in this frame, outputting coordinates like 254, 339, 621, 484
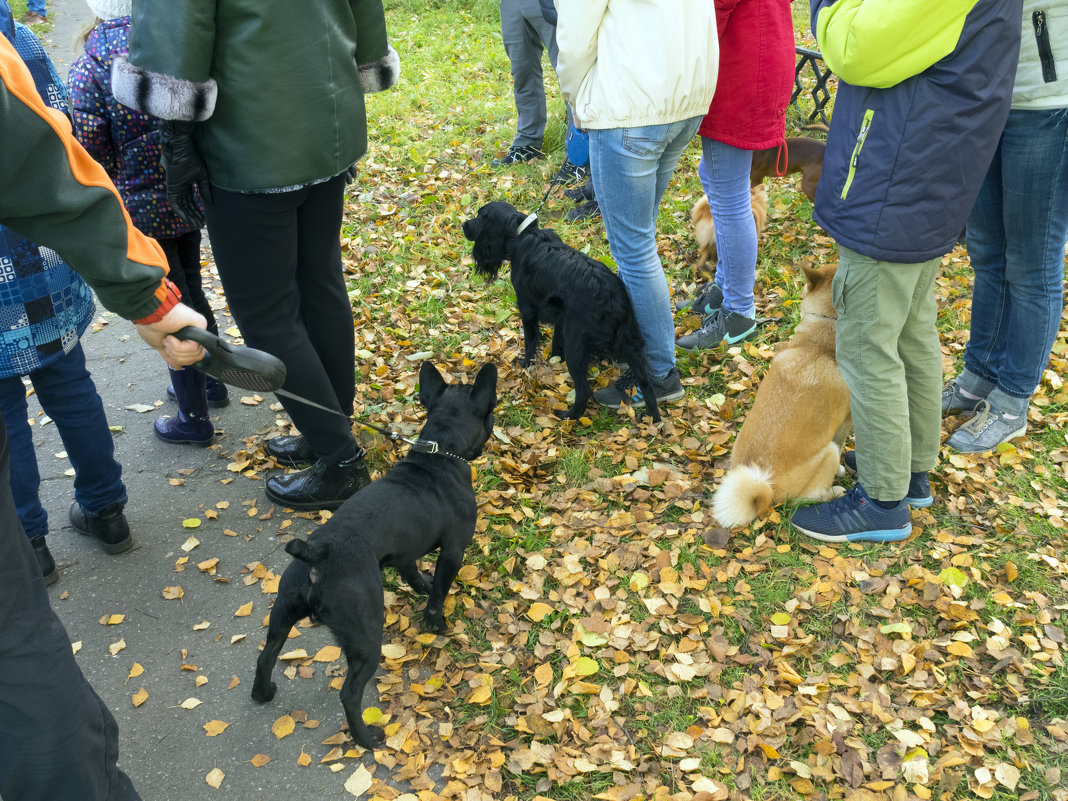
555, 0, 719, 130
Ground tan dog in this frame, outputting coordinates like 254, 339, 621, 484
712, 263, 851, 528
692, 184, 768, 280
750, 131, 827, 203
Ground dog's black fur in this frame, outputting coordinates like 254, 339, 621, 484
251, 361, 497, 749
462, 201, 660, 421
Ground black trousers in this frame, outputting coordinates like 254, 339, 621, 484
203, 176, 358, 464
0, 413, 140, 801
157, 229, 218, 335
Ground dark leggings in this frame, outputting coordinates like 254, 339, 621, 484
156, 230, 218, 335
203, 176, 358, 464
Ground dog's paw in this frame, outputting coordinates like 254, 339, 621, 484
554, 408, 581, 421
356, 725, 385, 749
422, 609, 447, 634
410, 572, 433, 596
250, 681, 276, 703
829, 485, 846, 499
514, 356, 531, 368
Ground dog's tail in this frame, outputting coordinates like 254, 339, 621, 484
285, 538, 330, 564
712, 464, 775, 528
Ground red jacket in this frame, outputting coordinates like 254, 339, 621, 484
699, 0, 795, 150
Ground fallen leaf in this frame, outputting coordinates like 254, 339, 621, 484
205, 768, 224, 789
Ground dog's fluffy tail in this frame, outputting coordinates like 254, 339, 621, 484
713, 464, 775, 528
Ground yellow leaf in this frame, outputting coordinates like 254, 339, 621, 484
770, 612, 791, 626
197, 558, 219, 572
182, 518, 202, 529
468, 686, 493, 705
456, 564, 479, 582
128, 663, 144, 680
250, 754, 271, 767
179, 697, 202, 710
297, 750, 312, 767
380, 643, 406, 659
131, 687, 148, 707
193, 620, 211, 631
234, 602, 253, 617
205, 768, 224, 789
344, 765, 373, 796
109, 639, 126, 656
100, 614, 125, 625
71, 640, 82, 655
203, 720, 229, 737
758, 743, 780, 759
314, 646, 342, 662
629, 571, 650, 592
362, 707, 384, 724
1005, 561, 1018, 582
272, 714, 296, 739
938, 567, 969, 588
526, 602, 552, 622
534, 662, 553, 686
280, 649, 308, 661
946, 641, 975, 658
181, 536, 200, 552
161, 586, 184, 600
971, 718, 996, 733
574, 656, 599, 677
880, 621, 912, 637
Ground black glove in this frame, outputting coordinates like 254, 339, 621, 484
159, 120, 212, 229
344, 163, 359, 185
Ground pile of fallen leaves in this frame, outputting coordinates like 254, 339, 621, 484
76, 2, 1068, 799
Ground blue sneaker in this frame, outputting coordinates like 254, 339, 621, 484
676, 309, 757, 350
842, 450, 933, 509
791, 485, 912, 543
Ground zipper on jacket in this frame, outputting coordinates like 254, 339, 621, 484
1034, 10, 1058, 83
840, 109, 874, 201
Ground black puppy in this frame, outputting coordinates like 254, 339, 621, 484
462, 200, 660, 422
251, 361, 497, 749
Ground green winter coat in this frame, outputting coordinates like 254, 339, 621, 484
113, 0, 398, 192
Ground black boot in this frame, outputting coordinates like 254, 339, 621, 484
156, 367, 214, 446
69, 501, 133, 554
31, 535, 58, 585
265, 435, 316, 467
264, 450, 371, 511
168, 373, 229, 407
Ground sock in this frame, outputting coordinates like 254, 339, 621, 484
1002, 412, 1020, 420
959, 387, 983, 400
872, 498, 902, 510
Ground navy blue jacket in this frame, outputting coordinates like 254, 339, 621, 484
811, 0, 1023, 263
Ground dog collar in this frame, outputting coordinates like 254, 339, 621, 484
516, 213, 538, 236
411, 438, 469, 464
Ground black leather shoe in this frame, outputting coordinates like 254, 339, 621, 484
265, 435, 316, 467
31, 536, 58, 585
69, 502, 133, 554
264, 451, 371, 511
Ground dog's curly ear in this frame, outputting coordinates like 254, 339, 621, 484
418, 361, 447, 410
470, 208, 511, 283
472, 362, 498, 414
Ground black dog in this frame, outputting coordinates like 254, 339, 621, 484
462, 200, 660, 422
251, 361, 497, 749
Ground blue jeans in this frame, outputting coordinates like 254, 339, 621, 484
0, 342, 125, 540
698, 138, 758, 318
960, 107, 1068, 417
589, 116, 703, 378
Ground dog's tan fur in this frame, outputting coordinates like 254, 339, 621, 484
692, 184, 768, 279
712, 264, 851, 528
750, 133, 827, 203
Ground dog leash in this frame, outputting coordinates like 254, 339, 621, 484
172, 329, 468, 463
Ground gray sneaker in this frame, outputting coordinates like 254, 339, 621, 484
675, 282, 724, 315
942, 379, 982, 417
945, 399, 1027, 453
676, 309, 757, 350
593, 367, 684, 410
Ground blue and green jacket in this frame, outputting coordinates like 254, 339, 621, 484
811, 0, 1023, 263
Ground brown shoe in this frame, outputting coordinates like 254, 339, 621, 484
20, 12, 47, 24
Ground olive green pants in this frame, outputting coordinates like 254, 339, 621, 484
833, 246, 942, 502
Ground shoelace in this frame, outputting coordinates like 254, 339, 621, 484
960, 399, 994, 434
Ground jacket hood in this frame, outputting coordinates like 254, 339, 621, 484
86, 0, 130, 20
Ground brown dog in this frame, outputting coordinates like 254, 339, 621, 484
712, 263, 851, 528
692, 184, 768, 279
750, 135, 826, 203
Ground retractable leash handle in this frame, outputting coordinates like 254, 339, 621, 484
174, 327, 287, 392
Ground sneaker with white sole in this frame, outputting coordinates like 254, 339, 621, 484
550, 160, 590, 186
491, 145, 544, 167
842, 450, 933, 508
676, 309, 757, 350
945, 399, 1027, 453
592, 367, 684, 410
791, 484, 912, 543
941, 379, 982, 417
675, 282, 724, 315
